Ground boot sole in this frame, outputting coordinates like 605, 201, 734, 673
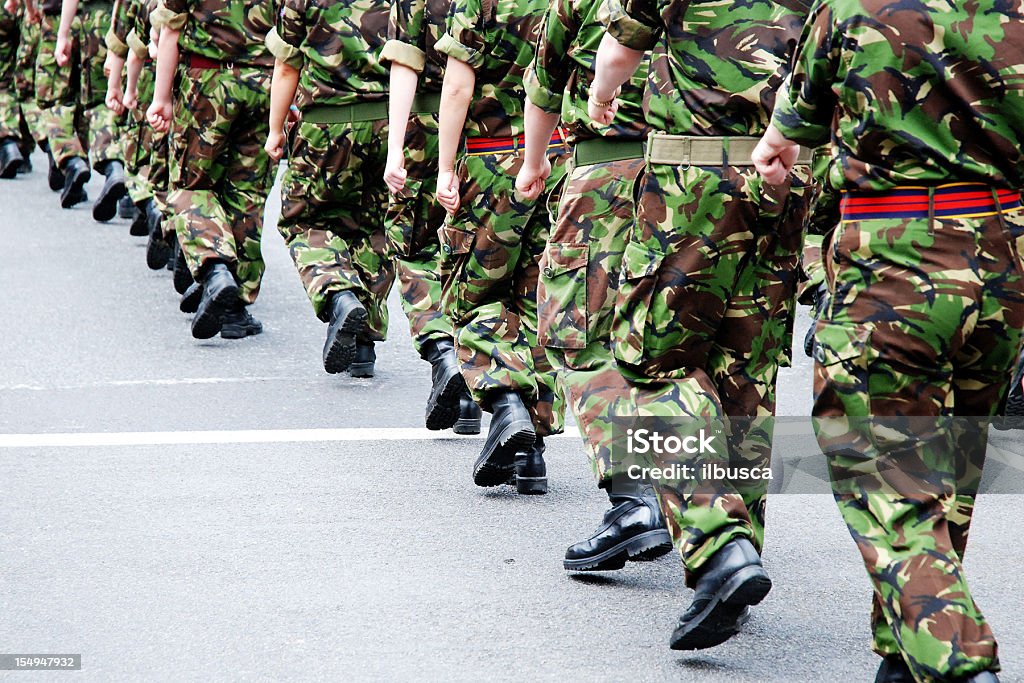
221, 323, 262, 340
564, 529, 673, 572
515, 475, 548, 495
60, 169, 91, 208
348, 361, 375, 378
472, 420, 535, 487
452, 416, 482, 435
191, 283, 239, 340
323, 307, 368, 374
425, 368, 466, 431
146, 232, 172, 270
173, 250, 194, 294
131, 215, 150, 237
93, 179, 127, 222
669, 565, 772, 651
0, 158, 21, 179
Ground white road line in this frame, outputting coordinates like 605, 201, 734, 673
0, 377, 302, 391
0, 427, 582, 449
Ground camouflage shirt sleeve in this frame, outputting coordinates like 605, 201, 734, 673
771, 2, 838, 147
151, 0, 188, 32
524, 0, 578, 114
105, 0, 131, 57
265, 0, 305, 69
380, 0, 426, 73
434, 0, 487, 69
603, 0, 659, 51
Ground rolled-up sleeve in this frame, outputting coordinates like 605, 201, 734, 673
266, 0, 305, 69
603, 0, 658, 51
435, 0, 486, 69
151, 0, 188, 32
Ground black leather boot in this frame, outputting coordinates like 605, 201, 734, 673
220, 301, 263, 339
669, 538, 771, 650
803, 281, 830, 358
453, 394, 482, 435
179, 281, 202, 314
46, 148, 65, 191
18, 157, 32, 174
874, 655, 914, 683
119, 195, 137, 220
422, 337, 465, 430
60, 157, 91, 208
564, 476, 672, 571
323, 290, 367, 374
93, 159, 127, 222
144, 201, 172, 269
0, 139, 24, 179
173, 244, 194, 294
472, 391, 535, 487
349, 341, 376, 377
513, 436, 548, 495
191, 261, 238, 340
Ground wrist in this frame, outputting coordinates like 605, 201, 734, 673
588, 84, 617, 109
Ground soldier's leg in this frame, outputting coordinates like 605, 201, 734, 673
36, 17, 90, 206
0, 88, 25, 178
813, 210, 1023, 682
278, 118, 394, 367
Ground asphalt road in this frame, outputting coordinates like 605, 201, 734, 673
1, 152, 1021, 682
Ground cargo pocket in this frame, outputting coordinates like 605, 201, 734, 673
438, 222, 477, 323
611, 240, 666, 367
538, 242, 588, 349
384, 176, 423, 258
812, 322, 873, 417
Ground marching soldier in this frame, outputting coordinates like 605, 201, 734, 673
147, 0, 274, 339
514, 0, 671, 566
590, 0, 811, 650
264, 0, 393, 377
0, 1, 29, 177
380, 0, 481, 432
753, 1, 1024, 681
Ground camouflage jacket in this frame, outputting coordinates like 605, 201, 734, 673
524, 0, 649, 143
152, 0, 273, 67
105, 0, 132, 58
266, 0, 389, 108
773, 0, 1024, 192
125, 0, 157, 59
0, 5, 18, 88
605, 0, 807, 137
435, 0, 548, 137
379, 0, 448, 94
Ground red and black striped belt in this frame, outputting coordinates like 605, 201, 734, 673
840, 183, 1023, 221
187, 54, 265, 71
464, 129, 568, 156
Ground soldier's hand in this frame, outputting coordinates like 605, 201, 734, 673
103, 51, 116, 77
106, 88, 125, 116
264, 130, 286, 162
3, 0, 16, 14
55, 33, 72, 67
436, 169, 461, 215
383, 152, 407, 195
515, 158, 551, 201
147, 98, 172, 133
588, 86, 620, 126
123, 87, 138, 111
752, 124, 799, 186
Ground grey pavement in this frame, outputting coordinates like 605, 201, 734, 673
0, 152, 1021, 682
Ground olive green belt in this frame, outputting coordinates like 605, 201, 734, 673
645, 133, 812, 167
411, 93, 442, 114
573, 137, 645, 166
302, 101, 388, 124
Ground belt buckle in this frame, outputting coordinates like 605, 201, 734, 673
224, 61, 235, 71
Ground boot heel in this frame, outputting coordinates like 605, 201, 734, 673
516, 476, 548, 495
453, 416, 481, 434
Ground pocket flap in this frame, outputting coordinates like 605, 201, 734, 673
439, 225, 475, 256
541, 243, 588, 278
813, 322, 871, 367
621, 240, 665, 280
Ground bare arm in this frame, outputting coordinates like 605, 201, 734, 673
264, 59, 299, 162
54, 0, 79, 66
514, 100, 560, 200
383, 63, 419, 194
435, 56, 474, 214
145, 25, 179, 132
123, 49, 143, 109
588, 33, 644, 125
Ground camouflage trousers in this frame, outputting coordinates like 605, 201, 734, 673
812, 206, 1024, 682
124, 67, 166, 207
616, 163, 810, 585
439, 147, 569, 435
35, 11, 123, 168
168, 65, 273, 305
278, 118, 394, 339
14, 17, 46, 153
385, 112, 453, 353
539, 156, 645, 483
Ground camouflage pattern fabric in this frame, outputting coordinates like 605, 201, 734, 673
603, 0, 809, 581
524, 0, 649, 143
380, 0, 447, 92
266, 0, 389, 109
15, 15, 48, 150
440, 148, 569, 435
386, 113, 454, 353
772, 2, 1024, 680
539, 157, 645, 481
278, 119, 394, 339
0, 6, 27, 149
152, 0, 273, 68
434, 0, 549, 138
168, 66, 272, 304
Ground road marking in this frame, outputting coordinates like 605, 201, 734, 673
0, 377, 302, 391
0, 427, 583, 449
